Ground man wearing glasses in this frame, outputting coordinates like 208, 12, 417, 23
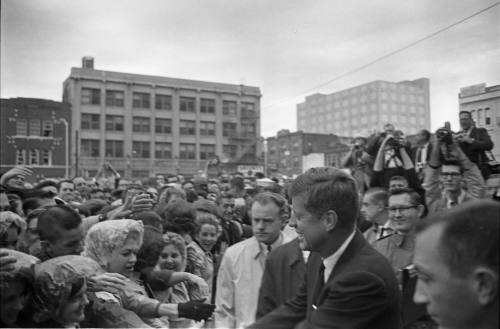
423, 127, 484, 214
373, 188, 434, 328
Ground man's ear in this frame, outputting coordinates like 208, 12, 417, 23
40, 240, 52, 254
472, 267, 498, 306
417, 204, 425, 218
323, 210, 338, 232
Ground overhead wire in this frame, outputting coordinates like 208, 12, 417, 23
262, 1, 500, 110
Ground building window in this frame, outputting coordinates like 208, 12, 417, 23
81, 113, 100, 130
223, 101, 237, 116
132, 141, 150, 158
81, 88, 100, 105
180, 120, 196, 135
16, 119, 27, 136
200, 121, 215, 136
105, 115, 124, 131
132, 116, 150, 133
242, 123, 255, 135
42, 120, 54, 137
200, 98, 215, 114
155, 142, 172, 159
223, 144, 237, 158
477, 109, 483, 125
105, 140, 123, 157
16, 149, 26, 165
29, 149, 39, 165
180, 97, 196, 113
133, 92, 150, 109
106, 90, 124, 107
241, 102, 255, 117
485, 108, 491, 125
41, 150, 52, 166
155, 94, 172, 110
29, 119, 40, 136
179, 143, 196, 159
200, 144, 216, 160
155, 118, 172, 134
81, 139, 100, 157
223, 122, 237, 137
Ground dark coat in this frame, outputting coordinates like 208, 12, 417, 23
249, 231, 402, 329
256, 238, 306, 319
459, 127, 494, 178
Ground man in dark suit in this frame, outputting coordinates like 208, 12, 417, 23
457, 110, 494, 179
256, 238, 307, 319
248, 167, 401, 329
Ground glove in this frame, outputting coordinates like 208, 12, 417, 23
178, 299, 216, 321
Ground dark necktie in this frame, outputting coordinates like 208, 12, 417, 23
267, 244, 272, 252
312, 262, 325, 308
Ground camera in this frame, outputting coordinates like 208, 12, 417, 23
386, 136, 404, 149
436, 128, 453, 144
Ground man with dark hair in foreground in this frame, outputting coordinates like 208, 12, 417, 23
249, 167, 401, 329
413, 200, 499, 329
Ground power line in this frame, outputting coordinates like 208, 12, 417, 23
263, 1, 500, 110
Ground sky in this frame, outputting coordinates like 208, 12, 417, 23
1, 0, 499, 137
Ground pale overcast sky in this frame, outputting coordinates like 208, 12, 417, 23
1, 0, 499, 137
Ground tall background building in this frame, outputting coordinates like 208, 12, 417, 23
63, 57, 262, 178
0, 98, 71, 180
459, 83, 500, 160
297, 78, 430, 137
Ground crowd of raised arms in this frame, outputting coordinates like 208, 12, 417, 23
0, 111, 498, 329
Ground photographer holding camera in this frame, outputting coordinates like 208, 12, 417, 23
371, 131, 422, 194
456, 111, 494, 179
423, 124, 485, 214
341, 136, 373, 194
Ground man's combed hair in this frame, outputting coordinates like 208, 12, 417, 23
289, 167, 359, 229
365, 187, 389, 208
37, 204, 82, 242
388, 187, 422, 206
252, 192, 289, 217
417, 200, 499, 277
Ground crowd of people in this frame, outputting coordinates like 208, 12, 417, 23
0, 110, 498, 329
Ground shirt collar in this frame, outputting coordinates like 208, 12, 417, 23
446, 190, 466, 208
322, 230, 356, 282
254, 232, 284, 259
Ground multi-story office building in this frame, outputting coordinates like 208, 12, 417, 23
297, 78, 430, 137
459, 83, 500, 159
266, 130, 350, 177
0, 98, 71, 180
63, 57, 262, 178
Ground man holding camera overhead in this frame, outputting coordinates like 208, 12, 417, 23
456, 111, 494, 179
422, 121, 485, 214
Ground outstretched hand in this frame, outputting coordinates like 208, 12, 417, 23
178, 299, 216, 321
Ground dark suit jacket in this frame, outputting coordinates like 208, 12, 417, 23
411, 143, 433, 166
248, 231, 402, 329
256, 238, 306, 319
459, 127, 493, 177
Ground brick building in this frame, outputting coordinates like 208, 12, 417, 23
266, 130, 350, 177
0, 98, 71, 180
63, 57, 262, 178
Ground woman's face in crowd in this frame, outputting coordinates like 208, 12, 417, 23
0, 281, 28, 326
157, 244, 184, 272
197, 224, 218, 252
106, 236, 141, 277
57, 281, 89, 326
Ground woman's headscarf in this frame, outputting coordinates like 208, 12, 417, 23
32, 255, 100, 323
0, 248, 38, 290
83, 219, 144, 269
0, 211, 26, 247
